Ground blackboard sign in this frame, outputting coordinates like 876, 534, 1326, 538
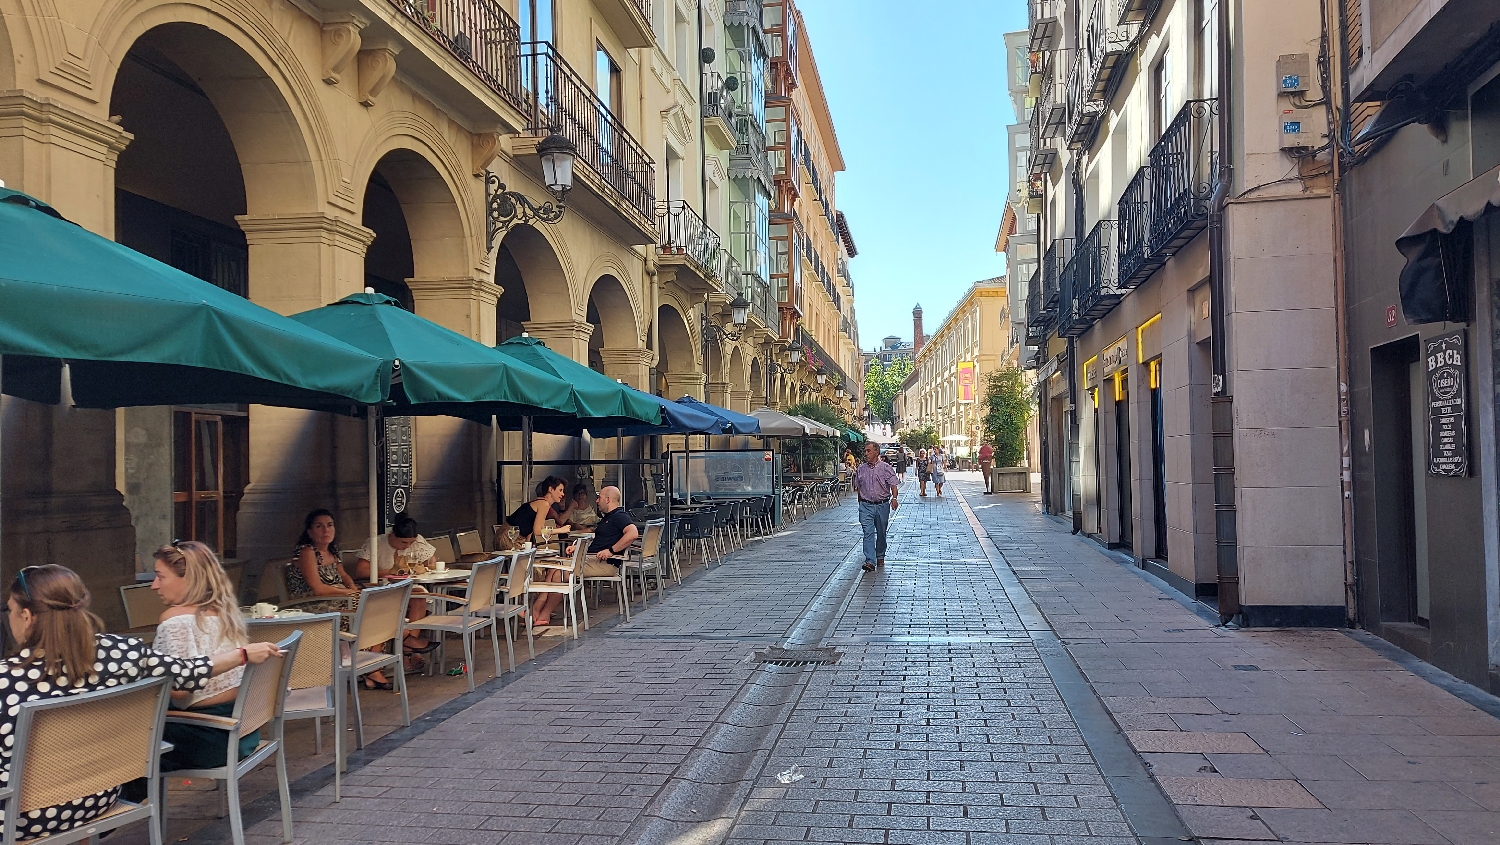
1425, 330, 1468, 477
381, 415, 414, 526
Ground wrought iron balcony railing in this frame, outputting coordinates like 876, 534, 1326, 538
1041, 236, 1071, 314
731, 267, 778, 330
629, 0, 651, 22
1063, 0, 1140, 150
1116, 0, 1163, 26
1028, 67, 1062, 175
730, 113, 773, 191
796, 325, 848, 390
1118, 98, 1220, 286
1074, 219, 1123, 326
703, 70, 735, 121
658, 201, 722, 278
521, 43, 655, 222
1025, 267, 1052, 345
1029, 0, 1062, 52
390, 0, 526, 111
1057, 254, 1084, 338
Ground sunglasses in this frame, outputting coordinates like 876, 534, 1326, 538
15, 565, 41, 601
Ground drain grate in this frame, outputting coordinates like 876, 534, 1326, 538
753, 646, 842, 667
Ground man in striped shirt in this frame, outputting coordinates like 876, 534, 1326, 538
853, 441, 900, 573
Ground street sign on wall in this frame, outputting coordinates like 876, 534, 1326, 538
957, 362, 976, 402
1425, 329, 1468, 477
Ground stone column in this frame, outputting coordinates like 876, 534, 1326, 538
0, 93, 136, 628
234, 214, 375, 566
730, 389, 753, 414
409, 277, 503, 539
599, 347, 655, 391
706, 381, 731, 409
523, 319, 595, 363
664, 372, 706, 401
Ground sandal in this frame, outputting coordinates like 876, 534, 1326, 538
362, 676, 393, 691
403, 655, 427, 674
404, 638, 441, 654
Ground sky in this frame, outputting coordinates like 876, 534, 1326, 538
797, 0, 1028, 347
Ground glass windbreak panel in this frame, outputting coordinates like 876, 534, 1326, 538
671, 450, 778, 498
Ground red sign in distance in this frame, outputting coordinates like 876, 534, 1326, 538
1386, 305, 1398, 328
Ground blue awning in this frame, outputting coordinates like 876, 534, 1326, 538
675, 396, 761, 434
589, 389, 728, 436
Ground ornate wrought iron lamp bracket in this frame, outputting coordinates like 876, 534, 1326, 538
486, 173, 567, 250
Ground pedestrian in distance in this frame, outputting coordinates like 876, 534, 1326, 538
854, 441, 900, 573
978, 442, 995, 494
917, 448, 931, 496
931, 448, 947, 497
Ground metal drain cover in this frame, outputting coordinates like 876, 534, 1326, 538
753, 646, 842, 667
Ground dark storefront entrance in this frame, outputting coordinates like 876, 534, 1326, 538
1114, 375, 1133, 552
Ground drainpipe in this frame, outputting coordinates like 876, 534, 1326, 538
1209, 0, 1239, 623
1327, 0, 1358, 626
1070, 155, 1086, 535
698, 0, 709, 214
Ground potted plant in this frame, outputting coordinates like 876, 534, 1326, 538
980, 366, 1033, 493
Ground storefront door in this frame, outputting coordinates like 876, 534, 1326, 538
1115, 376, 1133, 551
1150, 365, 1168, 560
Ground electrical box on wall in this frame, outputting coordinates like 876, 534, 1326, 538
1277, 53, 1311, 94
1280, 105, 1327, 149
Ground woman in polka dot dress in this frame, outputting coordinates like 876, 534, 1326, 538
1, 565, 283, 841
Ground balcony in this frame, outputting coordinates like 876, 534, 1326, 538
519, 43, 656, 242
1028, 68, 1061, 175
726, 0, 766, 33
1024, 268, 1050, 345
1072, 219, 1123, 330
1041, 237, 1070, 317
658, 201, 723, 294
1057, 255, 1084, 338
796, 326, 849, 393
730, 112, 773, 192
372, 0, 528, 131
1028, 0, 1061, 52
594, 0, 654, 49
730, 267, 778, 333
1063, 0, 1140, 150
1118, 99, 1219, 286
1116, 0, 1164, 26
702, 71, 738, 150
765, 0, 800, 95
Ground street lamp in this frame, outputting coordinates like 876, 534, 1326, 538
703, 293, 752, 344
486, 131, 578, 250
788, 341, 803, 364
836, 386, 846, 400
815, 370, 827, 386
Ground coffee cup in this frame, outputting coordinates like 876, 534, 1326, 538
252, 602, 277, 618
435, 560, 447, 572
522, 540, 533, 551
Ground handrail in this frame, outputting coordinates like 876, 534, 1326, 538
521, 42, 656, 222
1117, 98, 1219, 285
388, 0, 526, 111
658, 201, 722, 276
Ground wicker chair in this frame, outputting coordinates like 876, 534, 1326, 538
497, 549, 536, 670
0, 677, 172, 845
526, 534, 591, 639
248, 614, 346, 801
161, 632, 302, 845
342, 581, 414, 748
404, 558, 503, 692
620, 520, 668, 607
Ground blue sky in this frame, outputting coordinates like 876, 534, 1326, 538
798, 0, 1028, 346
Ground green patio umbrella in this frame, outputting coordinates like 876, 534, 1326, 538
0, 188, 390, 408
289, 292, 583, 579
493, 335, 661, 430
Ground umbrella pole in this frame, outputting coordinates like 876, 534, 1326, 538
522, 416, 533, 497
492, 416, 501, 535
367, 407, 380, 586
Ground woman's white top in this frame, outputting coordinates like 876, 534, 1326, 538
153, 613, 243, 705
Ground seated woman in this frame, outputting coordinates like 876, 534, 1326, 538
559, 483, 600, 530
1, 564, 281, 840
353, 515, 437, 655
506, 476, 567, 544
286, 510, 394, 689
149, 540, 261, 773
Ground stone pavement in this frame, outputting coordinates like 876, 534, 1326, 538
200, 472, 1500, 845
961, 477, 1500, 845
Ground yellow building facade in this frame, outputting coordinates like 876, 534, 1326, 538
896, 278, 1011, 453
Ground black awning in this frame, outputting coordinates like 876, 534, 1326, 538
1396, 164, 1500, 323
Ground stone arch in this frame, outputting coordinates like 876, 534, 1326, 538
99, 7, 334, 213
749, 358, 765, 407
726, 347, 749, 413
359, 146, 470, 283
0, 12, 14, 90
583, 271, 643, 346
655, 301, 700, 398
352, 117, 479, 279
581, 253, 643, 336
497, 223, 576, 335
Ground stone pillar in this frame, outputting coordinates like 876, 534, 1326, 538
664, 372, 706, 401
523, 319, 595, 363
706, 381, 731, 409
408, 277, 502, 539
599, 347, 655, 391
730, 389, 752, 414
234, 214, 375, 566
0, 92, 137, 627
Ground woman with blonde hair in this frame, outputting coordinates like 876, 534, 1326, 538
150, 540, 260, 771
0, 564, 281, 839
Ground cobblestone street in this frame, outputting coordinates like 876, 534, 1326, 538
207, 474, 1500, 845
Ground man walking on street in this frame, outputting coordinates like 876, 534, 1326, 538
978, 442, 994, 494
855, 441, 900, 573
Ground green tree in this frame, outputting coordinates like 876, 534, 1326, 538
980, 366, 1032, 467
786, 400, 845, 476
862, 357, 912, 424
897, 424, 939, 452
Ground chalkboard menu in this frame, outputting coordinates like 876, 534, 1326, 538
381, 415, 414, 526
1425, 330, 1468, 477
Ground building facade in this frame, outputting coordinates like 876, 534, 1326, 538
1002, 29, 1041, 367
0, 0, 860, 625
1333, 0, 1500, 692
896, 279, 1011, 452
1021, 0, 1344, 624
863, 335, 913, 374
